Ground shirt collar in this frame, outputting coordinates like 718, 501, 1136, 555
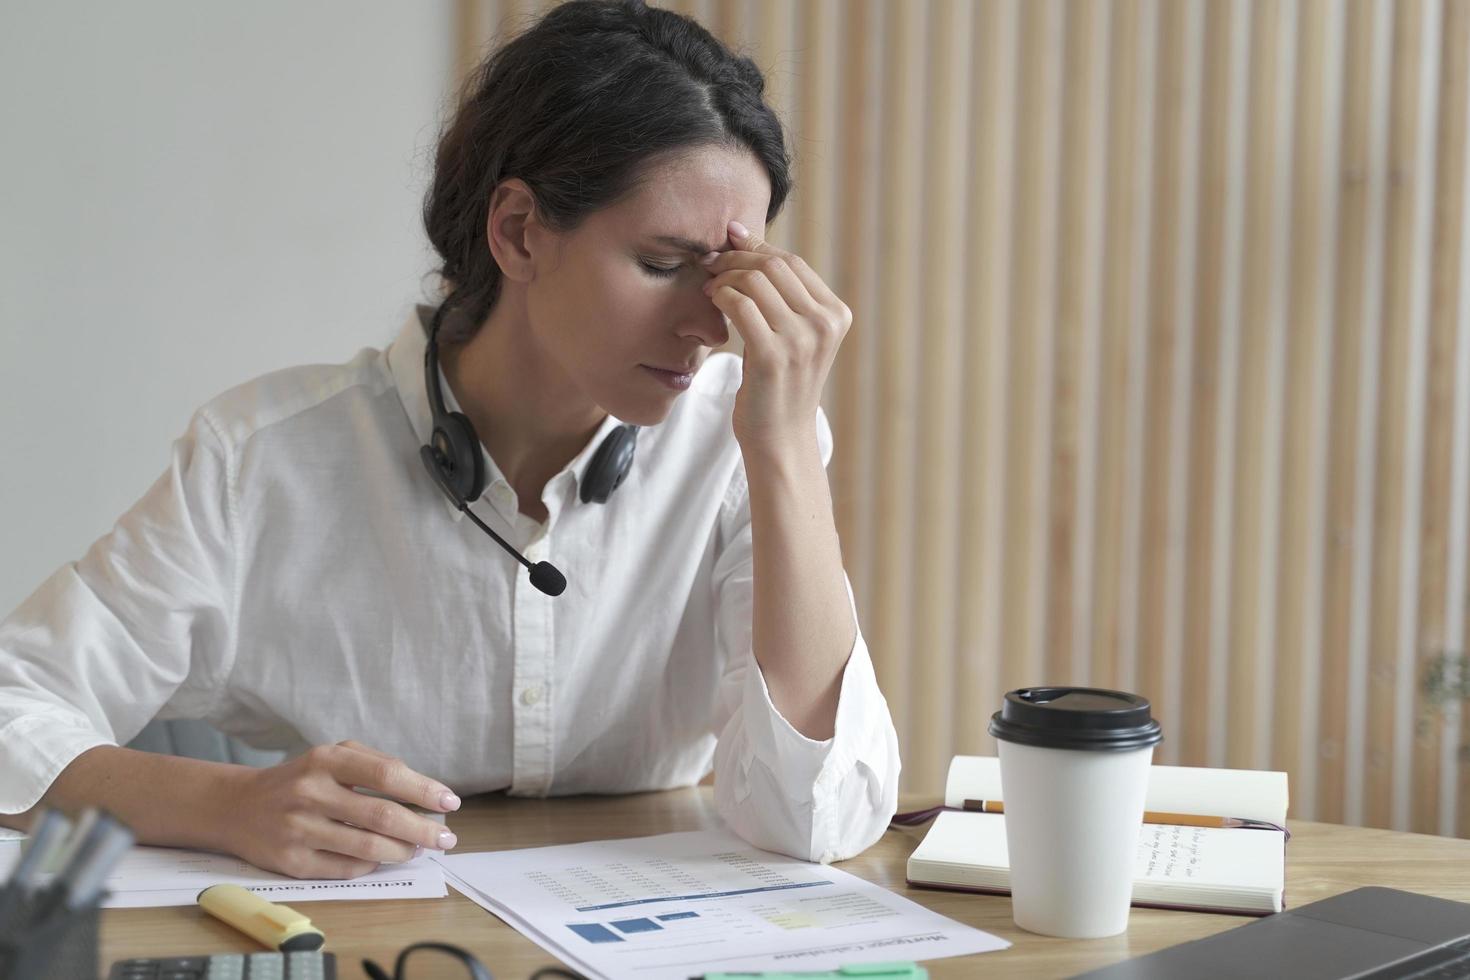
387, 305, 632, 512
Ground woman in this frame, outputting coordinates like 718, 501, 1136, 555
0, 0, 899, 878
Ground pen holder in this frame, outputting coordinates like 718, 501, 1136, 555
0, 885, 101, 980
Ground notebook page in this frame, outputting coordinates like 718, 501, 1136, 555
909, 811, 1284, 910
1136, 823, 1285, 889
1143, 767, 1288, 825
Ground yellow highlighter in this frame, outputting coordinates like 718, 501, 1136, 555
198, 883, 327, 951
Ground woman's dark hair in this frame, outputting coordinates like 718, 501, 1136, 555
423, 0, 792, 344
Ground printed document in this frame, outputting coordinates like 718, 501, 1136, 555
434, 829, 1008, 979
0, 838, 446, 907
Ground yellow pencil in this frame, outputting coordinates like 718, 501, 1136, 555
961, 799, 1278, 831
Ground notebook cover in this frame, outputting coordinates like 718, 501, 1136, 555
903, 875, 1280, 918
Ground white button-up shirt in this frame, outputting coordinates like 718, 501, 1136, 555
0, 309, 901, 862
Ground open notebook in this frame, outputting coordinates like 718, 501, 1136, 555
906, 756, 1288, 916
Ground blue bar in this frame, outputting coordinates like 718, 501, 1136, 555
567, 923, 624, 944
575, 879, 830, 912
611, 917, 663, 934
656, 911, 699, 921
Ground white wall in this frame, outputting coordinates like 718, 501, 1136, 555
0, 3, 456, 614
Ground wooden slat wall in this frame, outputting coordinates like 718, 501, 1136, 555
456, 0, 1470, 835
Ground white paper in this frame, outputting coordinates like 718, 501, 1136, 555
0, 837, 446, 906
435, 829, 1008, 980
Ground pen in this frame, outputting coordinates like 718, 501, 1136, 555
61, 815, 134, 910
46, 807, 101, 875
696, 963, 928, 980
960, 799, 1285, 832
7, 809, 71, 895
0, 808, 73, 931
22, 809, 134, 926
198, 883, 326, 951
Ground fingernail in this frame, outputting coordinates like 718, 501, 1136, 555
699, 250, 720, 264
729, 220, 749, 239
702, 280, 715, 296
412, 845, 424, 860
440, 791, 461, 811
438, 830, 458, 850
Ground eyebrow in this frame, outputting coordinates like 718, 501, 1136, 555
648, 234, 724, 255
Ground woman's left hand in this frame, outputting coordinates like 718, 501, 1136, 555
700, 220, 852, 452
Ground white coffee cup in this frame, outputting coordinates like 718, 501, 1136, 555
989, 687, 1163, 939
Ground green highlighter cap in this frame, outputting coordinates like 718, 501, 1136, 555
697, 962, 928, 980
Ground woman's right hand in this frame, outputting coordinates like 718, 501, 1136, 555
223, 739, 461, 879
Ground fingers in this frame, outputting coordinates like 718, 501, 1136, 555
281, 850, 381, 881
304, 852, 382, 887
256, 827, 381, 881
246, 743, 460, 881
700, 223, 851, 352
706, 280, 776, 357
718, 220, 844, 309
310, 815, 420, 864
323, 741, 460, 813
701, 247, 822, 319
324, 788, 456, 852
338, 739, 391, 758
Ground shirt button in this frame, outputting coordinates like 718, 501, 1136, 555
520, 686, 543, 706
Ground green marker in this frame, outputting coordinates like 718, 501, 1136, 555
696, 962, 928, 980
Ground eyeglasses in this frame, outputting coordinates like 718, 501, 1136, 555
361, 941, 588, 980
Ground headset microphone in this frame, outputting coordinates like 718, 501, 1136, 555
528, 561, 567, 596
419, 444, 567, 596
417, 303, 635, 597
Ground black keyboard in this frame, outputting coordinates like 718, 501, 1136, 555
108, 951, 335, 980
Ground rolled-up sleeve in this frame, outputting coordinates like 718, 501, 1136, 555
709, 410, 901, 863
0, 408, 237, 814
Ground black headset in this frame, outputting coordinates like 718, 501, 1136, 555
418, 303, 638, 596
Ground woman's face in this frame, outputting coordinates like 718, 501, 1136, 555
522, 145, 772, 426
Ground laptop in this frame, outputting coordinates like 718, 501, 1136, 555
1071, 887, 1470, 980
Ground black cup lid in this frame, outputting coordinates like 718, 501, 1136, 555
988, 687, 1163, 752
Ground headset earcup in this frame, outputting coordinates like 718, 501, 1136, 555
435, 412, 485, 503
581, 425, 638, 504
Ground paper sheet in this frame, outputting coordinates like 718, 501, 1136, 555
434, 829, 1008, 980
0, 838, 446, 906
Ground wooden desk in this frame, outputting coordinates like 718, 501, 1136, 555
100, 789, 1470, 979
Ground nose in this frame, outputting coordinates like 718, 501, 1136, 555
680, 293, 730, 350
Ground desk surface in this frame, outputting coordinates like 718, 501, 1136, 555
100, 788, 1470, 979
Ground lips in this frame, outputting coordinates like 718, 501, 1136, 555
642, 364, 696, 391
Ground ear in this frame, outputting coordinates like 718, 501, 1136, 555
485, 178, 548, 284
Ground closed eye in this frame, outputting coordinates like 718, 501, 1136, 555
639, 260, 682, 278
